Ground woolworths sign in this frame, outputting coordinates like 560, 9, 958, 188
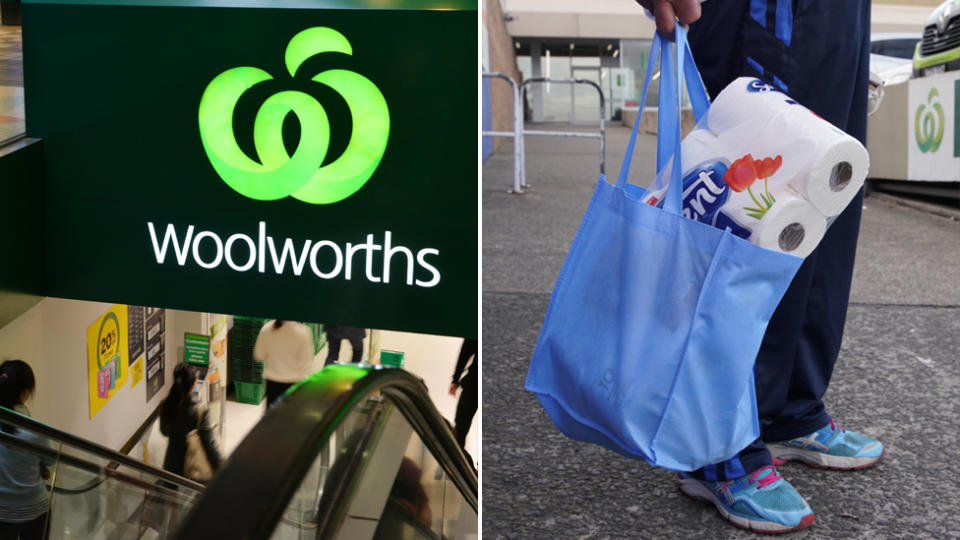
23, 1, 477, 337
147, 223, 439, 287
198, 27, 390, 204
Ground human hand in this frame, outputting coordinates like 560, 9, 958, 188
634, 0, 702, 40
449, 383, 459, 396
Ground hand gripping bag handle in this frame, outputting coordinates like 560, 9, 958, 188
615, 27, 710, 215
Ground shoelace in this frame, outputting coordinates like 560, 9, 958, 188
829, 419, 847, 433
749, 465, 782, 490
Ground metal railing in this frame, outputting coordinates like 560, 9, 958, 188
520, 77, 606, 179
482, 73, 607, 194
0, 406, 204, 492
481, 71, 525, 193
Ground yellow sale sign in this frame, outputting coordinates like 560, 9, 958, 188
88, 304, 129, 418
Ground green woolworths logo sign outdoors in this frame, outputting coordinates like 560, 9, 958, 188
915, 87, 944, 154
198, 27, 390, 204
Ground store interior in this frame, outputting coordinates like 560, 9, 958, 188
0, 297, 478, 476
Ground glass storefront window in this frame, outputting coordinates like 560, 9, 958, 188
0, 8, 23, 145
621, 39, 691, 110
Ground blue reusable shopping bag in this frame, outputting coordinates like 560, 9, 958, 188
524, 28, 805, 472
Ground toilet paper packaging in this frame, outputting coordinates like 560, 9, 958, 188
705, 78, 796, 134
642, 77, 869, 257
705, 78, 870, 216
643, 154, 828, 257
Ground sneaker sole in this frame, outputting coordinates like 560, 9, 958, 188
768, 446, 885, 471
676, 476, 815, 534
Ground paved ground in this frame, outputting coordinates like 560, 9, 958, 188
481, 124, 960, 538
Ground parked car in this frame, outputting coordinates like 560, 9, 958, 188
873, 32, 922, 60
913, 0, 960, 77
869, 33, 920, 115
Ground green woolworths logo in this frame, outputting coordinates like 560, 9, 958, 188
198, 27, 390, 204
915, 88, 944, 154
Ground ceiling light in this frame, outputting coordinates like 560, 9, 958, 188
612, 49, 620, 58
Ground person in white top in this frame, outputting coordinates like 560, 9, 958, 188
253, 320, 315, 408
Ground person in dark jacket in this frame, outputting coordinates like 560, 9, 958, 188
448, 338, 478, 449
159, 363, 223, 480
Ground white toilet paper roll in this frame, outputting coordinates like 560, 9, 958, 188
706, 77, 801, 134
731, 191, 827, 258
785, 129, 869, 218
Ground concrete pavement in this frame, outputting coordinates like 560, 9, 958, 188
481, 124, 960, 538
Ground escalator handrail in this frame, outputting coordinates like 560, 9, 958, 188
0, 406, 204, 492
0, 429, 200, 498
173, 364, 477, 539
382, 381, 478, 502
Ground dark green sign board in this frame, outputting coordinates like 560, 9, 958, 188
184, 332, 211, 366
22, 1, 477, 337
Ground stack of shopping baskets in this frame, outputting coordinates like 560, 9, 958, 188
229, 316, 266, 404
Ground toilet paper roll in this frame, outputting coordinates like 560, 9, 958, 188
784, 128, 869, 218
731, 191, 828, 258
706, 77, 801, 134
746, 107, 869, 216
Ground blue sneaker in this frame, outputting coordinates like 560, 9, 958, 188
677, 465, 815, 533
768, 420, 885, 470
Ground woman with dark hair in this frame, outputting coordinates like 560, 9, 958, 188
159, 363, 223, 481
0, 360, 54, 539
253, 319, 315, 408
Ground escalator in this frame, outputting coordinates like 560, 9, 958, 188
0, 404, 205, 538
0, 364, 478, 539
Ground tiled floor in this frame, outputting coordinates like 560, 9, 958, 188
0, 24, 23, 141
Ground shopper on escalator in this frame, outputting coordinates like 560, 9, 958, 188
449, 338, 478, 451
0, 360, 53, 540
323, 324, 366, 365
254, 319, 316, 407
159, 363, 223, 482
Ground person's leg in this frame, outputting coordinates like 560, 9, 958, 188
19, 512, 48, 540
325, 337, 342, 366
758, 193, 862, 441
0, 520, 24, 539
679, 1, 873, 531
756, 0, 873, 443
348, 336, 364, 363
454, 381, 477, 448
265, 380, 291, 408
693, 0, 875, 448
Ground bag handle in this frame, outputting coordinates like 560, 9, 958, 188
616, 27, 710, 216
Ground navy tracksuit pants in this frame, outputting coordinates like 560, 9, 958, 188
687, 0, 872, 480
